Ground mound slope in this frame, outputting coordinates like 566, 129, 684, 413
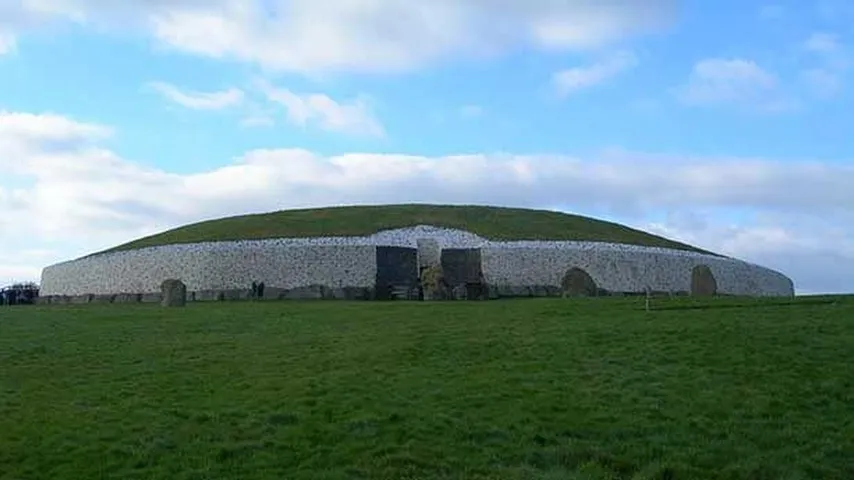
97, 204, 718, 256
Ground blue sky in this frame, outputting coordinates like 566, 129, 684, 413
1, 0, 852, 294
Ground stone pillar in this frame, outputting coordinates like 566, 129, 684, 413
161, 279, 187, 307
417, 238, 441, 270
417, 238, 443, 300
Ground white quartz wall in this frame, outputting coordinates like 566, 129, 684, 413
39, 225, 795, 297
482, 244, 794, 296
40, 242, 377, 296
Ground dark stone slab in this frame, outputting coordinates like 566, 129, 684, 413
262, 287, 286, 301
451, 284, 467, 300
530, 285, 549, 297
221, 289, 250, 301
71, 294, 94, 304
114, 293, 142, 303
465, 282, 488, 300
440, 248, 483, 286
285, 285, 324, 300
545, 286, 562, 297
91, 294, 116, 304
193, 290, 223, 302
140, 293, 162, 304
376, 246, 419, 300
350, 287, 374, 300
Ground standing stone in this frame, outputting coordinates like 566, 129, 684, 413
417, 238, 442, 270
440, 248, 484, 301
160, 279, 187, 307
691, 265, 717, 296
561, 267, 598, 297
375, 246, 419, 300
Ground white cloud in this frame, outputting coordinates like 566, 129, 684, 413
1, 110, 853, 294
676, 58, 797, 112
255, 80, 385, 137
798, 33, 849, 98
0, 31, 16, 54
147, 81, 244, 110
803, 32, 842, 55
645, 212, 854, 295
0, 110, 111, 150
1, 0, 675, 73
553, 51, 638, 96
801, 68, 843, 98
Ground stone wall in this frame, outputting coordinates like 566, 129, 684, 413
482, 244, 793, 297
39, 225, 795, 299
40, 242, 377, 296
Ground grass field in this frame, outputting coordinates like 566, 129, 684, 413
2, 296, 852, 479
98, 204, 715, 256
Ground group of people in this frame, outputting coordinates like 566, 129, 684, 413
250, 281, 266, 299
0, 284, 39, 306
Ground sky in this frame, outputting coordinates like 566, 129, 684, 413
0, 0, 852, 295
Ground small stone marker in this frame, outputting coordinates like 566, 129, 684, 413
160, 279, 187, 307
645, 286, 651, 312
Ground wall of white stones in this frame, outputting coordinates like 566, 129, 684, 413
39, 225, 795, 297
481, 244, 794, 296
40, 242, 377, 296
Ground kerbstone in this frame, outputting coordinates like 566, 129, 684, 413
161, 279, 187, 307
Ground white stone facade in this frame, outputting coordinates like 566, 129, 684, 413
39, 225, 794, 297
41, 243, 377, 296
481, 245, 793, 296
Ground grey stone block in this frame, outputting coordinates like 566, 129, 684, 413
161, 279, 187, 307
140, 293, 162, 304
531, 285, 549, 297
91, 294, 116, 304
193, 290, 222, 302
114, 293, 141, 303
285, 285, 324, 300
450, 284, 467, 300
261, 286, 285, 301
221, 289, 249, 301
71, 294, 93, 304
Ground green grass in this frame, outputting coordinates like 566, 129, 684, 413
96, 204, 717, 256
2, 296, 853, 479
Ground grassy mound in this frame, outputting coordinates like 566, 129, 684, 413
2, 296, 852, 478
99, 204, 717, 255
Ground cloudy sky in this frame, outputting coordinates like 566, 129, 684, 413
1, 0, 852, 295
